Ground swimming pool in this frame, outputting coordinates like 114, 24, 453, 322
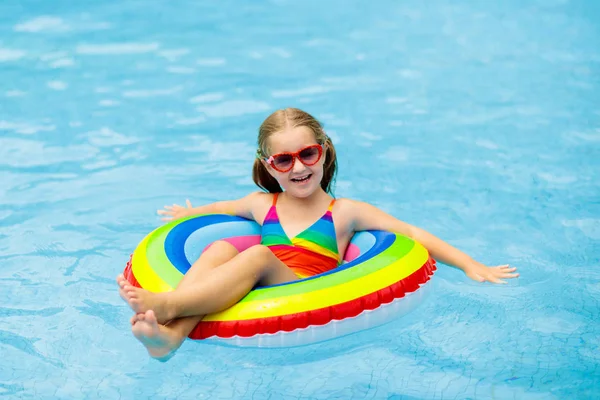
1, 0, 599, 398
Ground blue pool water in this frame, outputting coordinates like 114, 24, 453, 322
1, 0, 599, 398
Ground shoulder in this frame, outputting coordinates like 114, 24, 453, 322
239, 191, 273, 210
332, 197, 384, 224
331, 198, 365, 227
243, 191, 269, 202
332, 198, 365, 214
244, 191, 276, 223
244, 191, 275, 206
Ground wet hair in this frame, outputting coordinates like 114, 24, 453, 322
252, 108, 337, 194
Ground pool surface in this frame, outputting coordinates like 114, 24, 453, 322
1, 0, 599, 398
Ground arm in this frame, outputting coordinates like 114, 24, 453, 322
157, 192, 261, 221
348, 200, 518, 284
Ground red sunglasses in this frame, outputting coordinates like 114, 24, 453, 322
265, 144, 324, 173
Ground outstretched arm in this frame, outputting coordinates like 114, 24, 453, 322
157, 192, 262, 222
348, 200, 519, 284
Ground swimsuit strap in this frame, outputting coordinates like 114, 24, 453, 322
328, 198, 336, 211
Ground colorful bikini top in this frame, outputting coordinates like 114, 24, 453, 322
260, 193, 340, 278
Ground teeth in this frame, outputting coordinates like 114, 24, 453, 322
292, 174, 310, 182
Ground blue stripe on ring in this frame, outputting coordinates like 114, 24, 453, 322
183, 220, 261, 264
164, 215, 251, 275
163, 215, 394, 289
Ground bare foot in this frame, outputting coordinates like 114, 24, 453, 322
116, 274, 129, 303
120, 282, 175, 324
131, 310, 185, 361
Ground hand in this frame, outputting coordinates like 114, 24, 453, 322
464, 263, 519, 284
157, 199, 194, 222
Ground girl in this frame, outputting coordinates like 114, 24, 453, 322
117, 108, 518, 360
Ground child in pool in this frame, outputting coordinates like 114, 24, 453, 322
117, 108, 519, 360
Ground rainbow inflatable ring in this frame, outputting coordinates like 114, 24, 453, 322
123, 214, 436, 347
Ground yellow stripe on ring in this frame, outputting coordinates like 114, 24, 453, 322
131, 232, 174, 293
203, 241, 429, 321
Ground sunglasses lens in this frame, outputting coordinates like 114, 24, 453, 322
272, 154, 293, 171
299, 146, 320, 164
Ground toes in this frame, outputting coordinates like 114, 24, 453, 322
146, 310, 157, 324
130, 313, 143, 325
116, 276, 124, 287
128, 299, 142, 313
124, 285, 138, 295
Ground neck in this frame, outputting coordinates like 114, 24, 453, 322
280, 189, 330, 208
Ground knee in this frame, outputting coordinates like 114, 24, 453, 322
210, 240, 236, 251
243, 244, 274, 260
204, 240, 239, 258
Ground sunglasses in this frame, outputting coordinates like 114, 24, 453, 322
265, 144, 324, 173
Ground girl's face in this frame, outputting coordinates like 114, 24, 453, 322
262, 125, 326, 198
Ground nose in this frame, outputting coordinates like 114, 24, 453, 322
291, 156, 307, 174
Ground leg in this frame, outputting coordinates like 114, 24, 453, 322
175, 240, 240, 291
123, 245, 298, 323
117, 240, 240, 300
118, 241, 240, 359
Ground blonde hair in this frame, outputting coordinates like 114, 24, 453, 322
252, 108, 337, 194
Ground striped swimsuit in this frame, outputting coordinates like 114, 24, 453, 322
260, 193, 340, 278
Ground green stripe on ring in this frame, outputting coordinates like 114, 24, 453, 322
144, 220, 188, 288
238, 234, 416, 303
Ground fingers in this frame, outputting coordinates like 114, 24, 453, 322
159, 204, 181, 211
157, 201, 191, 221
468, 267, 517, 284
498, 272, 519, 278
482, 271, 512, 284
497, 265, 517, 271
492, 265, 519, 278
157, 210, 174, 222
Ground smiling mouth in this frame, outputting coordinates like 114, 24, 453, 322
291, 174, 312, 183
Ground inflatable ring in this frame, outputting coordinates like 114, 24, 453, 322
123, 214, 436, 347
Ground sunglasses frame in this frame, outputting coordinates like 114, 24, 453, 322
264, 144, 324, 173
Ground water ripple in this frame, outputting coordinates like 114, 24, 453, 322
197, 100, 270, 118
0, 330, 64, 369
14, 16, 69, 33
75, 43, 160, 55
0, 48, 25, 62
